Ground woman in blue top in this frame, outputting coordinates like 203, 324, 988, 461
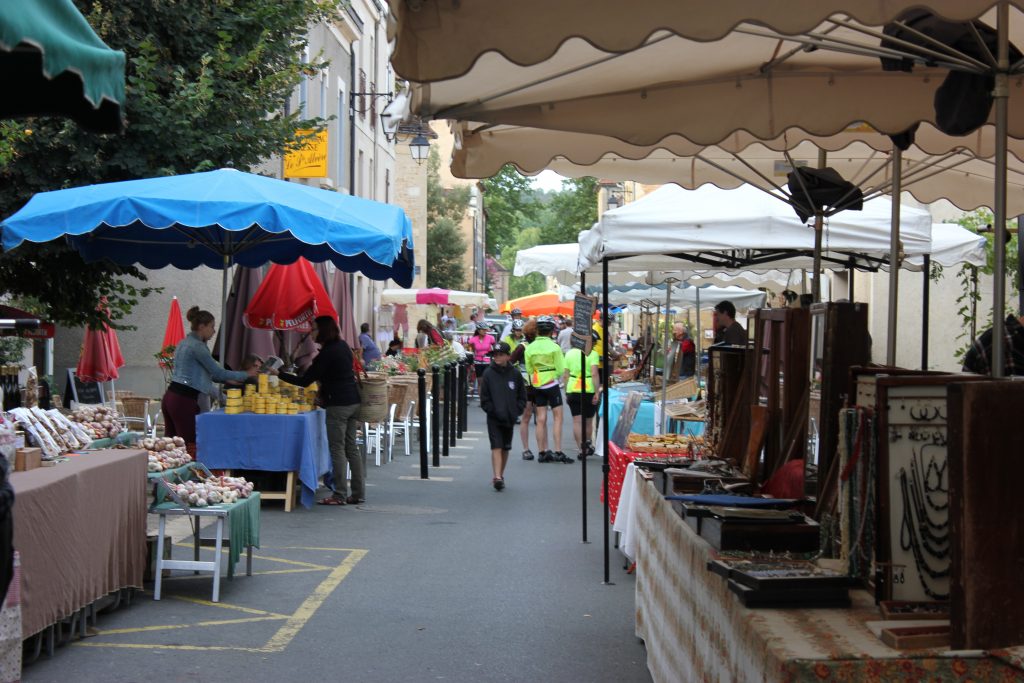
161, 306, 256, 455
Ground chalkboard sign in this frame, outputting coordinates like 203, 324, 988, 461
572, 294, 597, 353
573, 294, 596, 335
65, 369, 105, 405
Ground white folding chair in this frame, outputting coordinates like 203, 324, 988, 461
390, 400, 416, 456
409, 394, 431, 454
365, 403, 397, 467
146, 401, 164, 437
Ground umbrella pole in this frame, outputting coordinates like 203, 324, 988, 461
886, 147, 902, 366
695, 287, 701, 393
991, 1, 1010, 378
812, 149, 827, 303
659, 279, 674, 433
580, 271, 588, 546
602, 257, 611, 585
922, 255, 930, 370
220, 253, 230, 366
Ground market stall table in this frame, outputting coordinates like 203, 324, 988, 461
630, 472, 1024, 682
11, 449, 147, 638
196, 409, 328, 511
605, 386, 704, 438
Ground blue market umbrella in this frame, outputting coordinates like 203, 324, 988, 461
1, 167, 415, 359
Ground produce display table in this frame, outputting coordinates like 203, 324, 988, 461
10, 449, 147, 638
150, 492, 260, 603
631, 473, 1024, 682
196, 409, 329, 510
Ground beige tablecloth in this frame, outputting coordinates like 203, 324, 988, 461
11, 449, 147, 637
632, 472, 1024, 682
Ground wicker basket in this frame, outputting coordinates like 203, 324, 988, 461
357, 373, 390, 423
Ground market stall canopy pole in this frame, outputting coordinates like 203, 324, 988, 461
0, 0, 125, 132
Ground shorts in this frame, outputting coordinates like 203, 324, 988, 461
567, 392, 597, 419
525, 385, 536, 403
474, 363, 488, 380
486, 418, 514, 450
531, 384, 563, 408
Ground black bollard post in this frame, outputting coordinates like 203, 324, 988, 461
431, 365, 441, 468
455, 360, 464, 440
417, 369, 428, 479
458, 358, 469, 433
448, 362, 457, 448
442, 363, 451, 459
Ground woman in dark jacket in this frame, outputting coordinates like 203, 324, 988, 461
480, 342, 527, 490
278, 316, 363, 505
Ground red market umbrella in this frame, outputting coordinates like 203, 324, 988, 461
162, 296, 185, 348
243, 258, 338, 331
77, 319, 124, 384
159, 297, 186, 366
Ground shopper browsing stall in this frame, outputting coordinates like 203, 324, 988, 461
480, 342, 527, 491
278, 316, 364, 506
525, 316, 571, 463
161, 307, 256, 456
713, 300, 748, 345
359, 322, 381, 363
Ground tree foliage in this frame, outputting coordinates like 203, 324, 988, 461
947, 208, 1021, 361
539, 177, 599, 245
426, 147, 468, 289
480, 165, 539, 257
0, 0, 333, 329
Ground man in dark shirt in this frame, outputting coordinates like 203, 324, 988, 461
962, 314, 1024, 376
713, 300, 748, 345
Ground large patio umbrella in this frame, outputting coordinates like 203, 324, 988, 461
0, 0, 125, 132
499, 291, 574, 317
212, 267, 276, 372
160, 297, 185, 353
0, 167, 415, 361
76, 315, 124, 402
380, 288, 490, 307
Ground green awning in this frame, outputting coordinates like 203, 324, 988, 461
0, 0, 125, 133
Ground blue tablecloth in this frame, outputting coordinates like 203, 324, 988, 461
196, 410, 329, 509
607, 387, 704, 437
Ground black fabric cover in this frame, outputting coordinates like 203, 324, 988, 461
786, 167, 864, 223
881, 11, 1022, 138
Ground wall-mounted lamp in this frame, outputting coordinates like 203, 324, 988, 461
409, 134, 431, 165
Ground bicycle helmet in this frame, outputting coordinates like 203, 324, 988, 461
511, 308, 522, 316
536, 315, 556, 335
475, 322, 491, 332
511, 319, 525, 331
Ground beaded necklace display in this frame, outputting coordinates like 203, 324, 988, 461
898, 467, 950, 601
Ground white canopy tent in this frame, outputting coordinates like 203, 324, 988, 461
557, 283, 767, 309
578, 183, 933, 271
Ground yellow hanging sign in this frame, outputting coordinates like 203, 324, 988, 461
284, 129, 329, 178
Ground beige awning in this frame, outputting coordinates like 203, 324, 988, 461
387, 0, 1013, 83
397, 9, 1024, 145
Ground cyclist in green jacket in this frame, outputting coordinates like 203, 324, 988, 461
524, 316, 571, 463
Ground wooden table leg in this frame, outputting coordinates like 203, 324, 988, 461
284, 471, 295, 513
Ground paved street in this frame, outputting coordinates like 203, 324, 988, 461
25, 399, 651, 682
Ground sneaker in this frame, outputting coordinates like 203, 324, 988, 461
522, 449, 535, 461
493, 478, 505, 491
538, 450, 554, 463
555, 451, 574, 464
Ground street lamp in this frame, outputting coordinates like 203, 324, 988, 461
409, 134, 430, 165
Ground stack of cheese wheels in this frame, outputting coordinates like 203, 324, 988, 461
224, 388, 244, 414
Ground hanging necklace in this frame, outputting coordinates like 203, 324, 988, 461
898, 470, 950, 600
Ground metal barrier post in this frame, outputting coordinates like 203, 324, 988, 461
448, 362, 457, 448
417, 369, 428, 479
442, 363, 451, 459
431, 365, 441, 468
459, 358, 469, 433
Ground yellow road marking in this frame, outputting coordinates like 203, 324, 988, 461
93, 615, 284, 636
161, 568, 324, 580
169, 544, 330, 570
261, 549, 367, 652
74, 547, 367, 653
169, 596, 288, 618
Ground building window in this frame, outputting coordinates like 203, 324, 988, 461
358, 69, 367, 120
385, 169, 390, 204
358, 150, 364, 197
369, 81, 377, 129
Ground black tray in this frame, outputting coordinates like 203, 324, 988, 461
728, 580, 851, 608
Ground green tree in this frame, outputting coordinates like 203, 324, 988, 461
948, 208, 1021, 361
499, 227, 546, 298
539, 177, 599, 245
480, 165, 539, 256
427, 218, 466, 289
425, 147, 469, 289
0, 0, 333, 329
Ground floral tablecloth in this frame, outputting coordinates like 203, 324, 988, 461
631, 472, 1024, 682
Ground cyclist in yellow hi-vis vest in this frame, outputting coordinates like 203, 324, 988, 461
524, 316, 571, 463
563, 329, 602, 455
